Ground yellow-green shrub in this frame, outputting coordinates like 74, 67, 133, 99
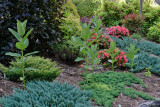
60, 0, 82, 38
1, 56, 62, 82
73, 0, 101, 17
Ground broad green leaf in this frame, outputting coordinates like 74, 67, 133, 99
24, 51, 39, 56
108, 60, 112, 63
22, 28, 33, 42
20, 76, 25, 81
72, 36, 83, 43
8, 28, 22, 42
134, 55, 139, 59
17, 20, 25, 36
10, 68, 22, 71
24, 68, 36, 71
5, 52, 21, 57
24, 38, 29, 48
126, 63, 131, 66
126, 53, 134, 60
75, 57, 84, 62
22, 20, 27, 32
16, 42, 27, 50
84, 65, 92, 70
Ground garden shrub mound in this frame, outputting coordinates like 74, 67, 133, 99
1, 56, 62, 81
112, 37, 160, 75
60, 0, 82, 38
72, 0, 101, 17
80, 71, 155, 107
0, 81, 93, 107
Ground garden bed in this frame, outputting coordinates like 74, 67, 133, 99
1, 62, 159, 107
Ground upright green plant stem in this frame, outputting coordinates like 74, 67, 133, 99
21, 50, 25, 88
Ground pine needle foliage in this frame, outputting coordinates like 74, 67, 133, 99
111, 37, 160, 75
0, 81, 93, 107
80, 71, 155, 107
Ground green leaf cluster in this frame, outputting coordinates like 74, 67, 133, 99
0, 81, 93, 107
1, 56, 62, 82
80, 71, 155, 107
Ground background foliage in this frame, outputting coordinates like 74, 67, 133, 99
0, 0, 65, 65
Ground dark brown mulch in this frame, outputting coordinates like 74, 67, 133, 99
0, 63, 159, 107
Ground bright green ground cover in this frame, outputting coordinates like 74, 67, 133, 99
80, 71, 155, 107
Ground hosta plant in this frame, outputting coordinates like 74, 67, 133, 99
0, 81, 92, 107
5, 20, 38, 88
107, 25, 130, 38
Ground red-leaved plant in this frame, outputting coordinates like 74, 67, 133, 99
123, 13, 144, 34
97, 49, 128, 69
107, 25, 130, 38
88, 33, 113, 49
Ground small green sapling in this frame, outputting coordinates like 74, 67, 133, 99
5, 20, 38, 88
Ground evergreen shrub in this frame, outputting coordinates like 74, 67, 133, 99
0, 81, 93, 107
1, 56, 62, 81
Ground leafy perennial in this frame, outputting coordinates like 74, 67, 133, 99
5, 20, 38, 88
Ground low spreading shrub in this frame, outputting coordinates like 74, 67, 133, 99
1, 56, 62, 81
88, 33, 113, 49
147, 22, 160, 42
0, 81, 93, 107
80, 71, 154, 107
107, 26, 130, 38
112, 36, 160, 75
123, 13, 145, 34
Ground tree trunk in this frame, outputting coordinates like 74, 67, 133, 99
140, 0, 143, 16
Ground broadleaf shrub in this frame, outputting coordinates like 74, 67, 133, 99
147, 22, 160, 42
123, 13, 145, 34
1, 56, 62, 81
107, 26, 130, 38
0, 81, 93, 107
97, 49, 128, 68
88, 34, 113, 49
0, 0, 65, 64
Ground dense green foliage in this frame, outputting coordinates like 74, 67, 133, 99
1, 56, 62, 81
80, 71, 154, 107
0, 81, 93, 107
112, 36, 160, 75
60, 0, 82, 38
53, 39, 84, 65
123, 13, 145, 34
98, 0, 160, 36
0, 0, 65, 65
147, 22, 160, 42
72, 0, 101, 17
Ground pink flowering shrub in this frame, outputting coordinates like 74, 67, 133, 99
97, 49, 128, 68
88, 33, 113, 49
107, 25, 130, 38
